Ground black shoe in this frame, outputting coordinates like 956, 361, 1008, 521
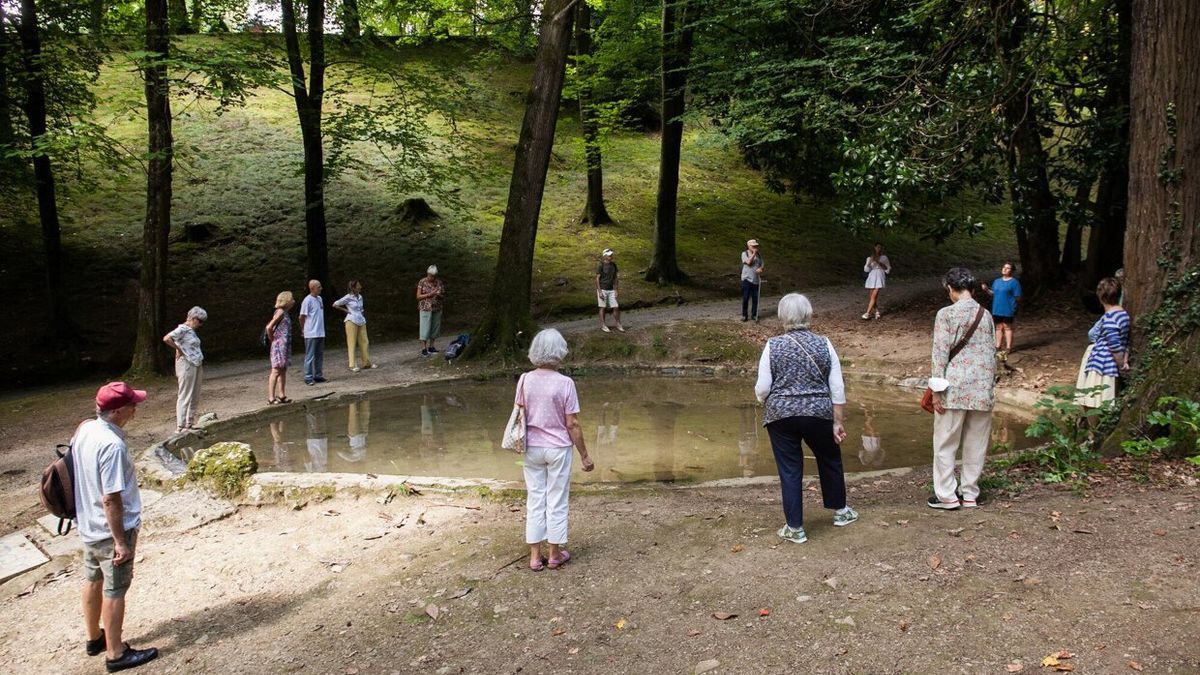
106, 646, 159, 672
305, 380, 315, 386
741, 317, 749, 322
420, 349, 429, 357
86, 630, 106, 656
927, 495, 960, 510
427, 346, 439, 353
314, 377, 327, 383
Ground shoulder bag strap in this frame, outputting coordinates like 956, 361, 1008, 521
947, 306, 987, 365
516, 373, 527, 408
784, 333, 829, 380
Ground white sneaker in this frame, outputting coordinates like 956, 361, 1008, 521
351, 367, 361, 373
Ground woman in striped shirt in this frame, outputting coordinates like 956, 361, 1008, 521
1074, 277, 1130, 408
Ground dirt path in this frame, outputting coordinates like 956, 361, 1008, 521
5, 279, 1194, 674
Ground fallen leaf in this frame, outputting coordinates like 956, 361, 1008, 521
551, 628, 565, 636
899, 620, 910, 632
1127, 661, 1144, 671
834, 616, 855, 627
758, 608, 770, 617
1007, 663, 1025, 672
928, 555, 942, 570
694, 659, 720, 675
687, 629, 701, 637
1153, 529, 1167, 536
896, 519, 910, 526
568, 647, 579, 655
1055, 651, 1075, 659
614, 618, 627, 630
948, 527, 965, 537
321, 509, 340, 517
711, 612, 737, 620
822, 577, 839, 590
424, 604, 439, 620
730, 544, 744, 553
345, 668, 359, 675
1054, 665, 1075, 672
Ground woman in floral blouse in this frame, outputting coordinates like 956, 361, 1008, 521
163, 306, 207, 433
928, 268, 996, 510
265, 291, 295, 405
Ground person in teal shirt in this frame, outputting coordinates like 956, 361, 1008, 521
982, 262, 1022, 359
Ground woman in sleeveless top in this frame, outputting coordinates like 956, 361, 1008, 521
754, 293, 858, 544
265, 291, 295, 405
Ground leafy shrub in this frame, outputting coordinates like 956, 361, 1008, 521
186, 441, 258, 498
1121, 396, 1200, 466
1024, 385, 1105, 483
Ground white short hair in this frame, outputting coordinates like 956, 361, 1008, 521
187, 306, 208, 322
528, 328, 569, 367
777, 293, 813, 330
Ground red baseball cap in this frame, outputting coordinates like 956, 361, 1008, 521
96, 382, 148, 411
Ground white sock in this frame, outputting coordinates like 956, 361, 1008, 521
837, 506, 851, 515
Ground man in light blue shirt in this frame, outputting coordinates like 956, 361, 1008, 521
299, 279, 327, 385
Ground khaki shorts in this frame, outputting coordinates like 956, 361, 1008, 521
83, 528, 139, 598
597, 289, 618, 308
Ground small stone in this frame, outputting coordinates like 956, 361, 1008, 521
822, 577, 838, 590
834, 616, 856, 628
195, 634, 210, 644
694, 659, 720, 674
796, 595, 813, 602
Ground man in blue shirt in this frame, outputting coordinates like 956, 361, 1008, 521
982, 262, 1022, 360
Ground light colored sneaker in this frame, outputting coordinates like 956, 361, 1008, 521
777, 525, 808, 544
351, 367, 361, 373
833, 506, 858, 527
601, 325, 611, 333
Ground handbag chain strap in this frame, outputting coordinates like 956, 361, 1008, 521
947, 306, 987, 365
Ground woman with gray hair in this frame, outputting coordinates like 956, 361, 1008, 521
754, 293, 856, 544
927, 267, 995, 510
517, 329, 594, 571
162, 306, 207, 433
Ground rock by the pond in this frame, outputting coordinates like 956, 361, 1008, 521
694, 659, 720, 674
197, 412, 218, 426
0, 533, 49, 583
186, 442, 258, 498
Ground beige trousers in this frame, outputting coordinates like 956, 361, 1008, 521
345, 322, 371, 368
175, 359, 202, 429
932, 409, 992, 503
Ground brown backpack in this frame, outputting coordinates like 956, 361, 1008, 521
38, 421, 86, 536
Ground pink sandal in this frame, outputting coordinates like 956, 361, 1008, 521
529, 558, 545, 572
547, 550, 571, 569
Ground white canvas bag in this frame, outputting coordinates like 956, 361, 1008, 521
501, 373, 528, 453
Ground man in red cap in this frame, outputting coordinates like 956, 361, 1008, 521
71, 382, 159, 671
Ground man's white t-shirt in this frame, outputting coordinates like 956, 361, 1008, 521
300, 294, 326, 339
71, 418, 142, 544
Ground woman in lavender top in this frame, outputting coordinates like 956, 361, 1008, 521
1074, 277, 1130, 409
517, 329, 594, 571
163, 306, 207, 433
265, 291, 295, 405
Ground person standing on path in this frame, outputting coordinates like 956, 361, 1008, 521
1073, 277, 1130, 410
333, 280, 376, 372
299, 280, 327, 385
416, 265, 446, 357
928, 267, 996, 510
72, 382, 159, 672
741, 239, 764, 322
982, 262, 1022, 360
596, 248, 624, 332
162, 306, 206, 434
754, 293, 858, 543
266, 291, 295, 404
862, 242, 891, 319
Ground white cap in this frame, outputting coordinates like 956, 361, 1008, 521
602, 248, 614, 257
747, 239, 759, 247
427, 265, 438, 275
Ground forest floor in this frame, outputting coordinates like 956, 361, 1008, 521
1, 279, 1198, 674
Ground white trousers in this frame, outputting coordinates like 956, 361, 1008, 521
175, 359, 203, 429
932, 409, 992, 502
523, 445, 573, 544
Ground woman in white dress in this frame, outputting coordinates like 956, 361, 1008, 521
862, 242, 891, 319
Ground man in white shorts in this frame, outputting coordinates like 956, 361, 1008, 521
596, 248, 624, 332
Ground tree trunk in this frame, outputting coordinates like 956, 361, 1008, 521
1, 8, 18, 160
281, 0, 329, 290
645, 0, 694, 284
340, 0, 361, 41
17, 0, 68, 337
1105, 0, 1199, 451
168, 0, 192, 33
1060, 177, 1091, 274
130, 0, 173, 375
1083, 0, 1132, 290
992, 0, 1060, 295
190, 0, 202, 31
89, 0, 105, 33
575, 1, 611, 226
464, 0, 577, 360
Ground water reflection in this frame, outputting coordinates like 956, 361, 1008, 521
211, 378, 1037, 483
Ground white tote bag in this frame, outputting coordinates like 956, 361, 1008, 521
501, 373, 527, 453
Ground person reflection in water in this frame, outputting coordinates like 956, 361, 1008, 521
738, 405, 759, 478
420, 394, 443, 453
305, 408, 328, 472
595, 402, 620, 450
270, 420, 293, 471
339, 400, 370, 464
858, 403, 885, 468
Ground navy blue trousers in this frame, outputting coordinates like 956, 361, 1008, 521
766, 415, 847, 528
741, 280, 760, 320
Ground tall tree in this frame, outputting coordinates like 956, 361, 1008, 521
466, 0, 578, 358
645, 0, 693, 283
575, 0, 611, 225
340, 0, 362, 41
16, 0, 68, 335
168, 0, 193, 33
1107, 0, 1199, 447
130, 0, 174, 374
281, 0, 329, 289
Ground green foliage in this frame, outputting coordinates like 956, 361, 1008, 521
1121, 397, 1200, 463
186, 441, 258, 498
1024, 385, 1104, 484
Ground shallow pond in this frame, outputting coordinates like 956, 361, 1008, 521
195, 377, 1034, 484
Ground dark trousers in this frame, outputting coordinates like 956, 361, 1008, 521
766, 415, 847, 528
304, 337, 325, 383
741, 280, 760, 319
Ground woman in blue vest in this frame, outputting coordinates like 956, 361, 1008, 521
754, 293, 858, 544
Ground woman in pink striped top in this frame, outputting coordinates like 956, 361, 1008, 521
517, 329, 595, 571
